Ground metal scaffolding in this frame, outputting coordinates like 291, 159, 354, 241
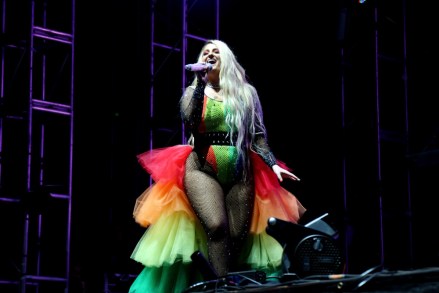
0, 0, 75, 292
338, 0, 412, 272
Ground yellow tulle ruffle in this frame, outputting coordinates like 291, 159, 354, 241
131, 209, 207, 266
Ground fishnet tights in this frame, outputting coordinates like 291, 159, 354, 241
184, 152, 254, 277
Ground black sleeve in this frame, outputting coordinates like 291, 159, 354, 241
180, 82, 206, 132
252, 134, 277, 168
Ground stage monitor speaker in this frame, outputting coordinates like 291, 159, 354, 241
266, 214, 344, 278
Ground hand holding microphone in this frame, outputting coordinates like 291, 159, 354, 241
185, 62, 212, 84
185, 62, 213, 72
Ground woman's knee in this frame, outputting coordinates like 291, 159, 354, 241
206, 220, 229, 240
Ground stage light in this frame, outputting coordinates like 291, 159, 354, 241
266, 214, 345, 278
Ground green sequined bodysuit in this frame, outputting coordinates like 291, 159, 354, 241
196, 96, 242, 188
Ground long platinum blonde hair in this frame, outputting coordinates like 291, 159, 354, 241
191, 40, 268, 176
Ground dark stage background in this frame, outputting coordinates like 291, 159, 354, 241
2, 0, 438, 292
73, 0, 439, 290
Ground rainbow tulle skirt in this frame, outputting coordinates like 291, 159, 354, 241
129, 145, 302, 293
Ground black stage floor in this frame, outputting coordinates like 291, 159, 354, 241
181, 267, 439, 293
103, 267, 439, 293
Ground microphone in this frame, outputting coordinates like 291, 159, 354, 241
185, 62, 213, 72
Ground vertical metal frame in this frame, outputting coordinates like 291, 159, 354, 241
0, 0, 75, 291
339, 0, 411, 272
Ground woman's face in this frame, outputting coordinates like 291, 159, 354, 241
201, 43, 221, 72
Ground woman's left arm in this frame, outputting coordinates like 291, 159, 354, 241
253, 135, 300, 182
